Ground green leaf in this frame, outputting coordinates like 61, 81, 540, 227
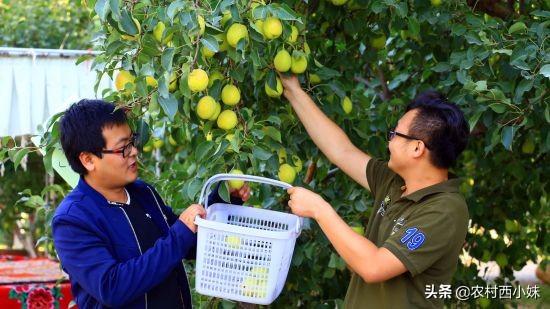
186, 178, 202, 201
43, 148, 54, 175
464, 33, 482, 45
106, 40, 125, 55
489, 103, 506, 114
1, 136, 13, 148
161, 47, 175, 71
252, 146, 273, 161
408, 18, 420, 37
218, 183, 231, 203
539, 64, 550, 78
328, 82, 346, 99
317, 66, 341, 79
94, 0, 110, 21
217, 0, 234, 13
492, 49, 512, 56
432, 63, 451, 73
386, 1, 407, 17
158, 74, 169, 98
271, 4, 301, 22
22, 195, 46, 208
466, 14, 483, 28
371, 0, 386, 13
167, 0, 184, 22
323, 268, 335, 279
252, 5, 268, 20
456, 70, 471, 85
501, 126, 516, 151
200, 35, 220, 53
263, 126, 282, 143
468, 109, 484, 132
158, 94, 178, 121
13, 148, 31, 170
531, 10, 550, 18
119, 9, 138, 36
510, 59, 531, 71
267, 71, 277, 91
328, 253, 346, 271
251, 129, 265, 140
75, 54, 94, 66
475, 81, 487, 91
267, 116, 281, 125
508, 22, 527, 34
109, 0, 120, 21
388, 73, 409, 90
137, 119, 150, 148
195, 141, 214, 160
514, 79, 533, 103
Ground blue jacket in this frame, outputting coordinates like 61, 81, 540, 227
52, 178, 198, 308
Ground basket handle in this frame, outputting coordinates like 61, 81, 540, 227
197, 173, 302, 233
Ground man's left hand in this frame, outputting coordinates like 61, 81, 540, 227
230, 184, 251, 202
287, 187, 327, 220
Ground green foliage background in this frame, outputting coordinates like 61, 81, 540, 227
0, 0, 96, 49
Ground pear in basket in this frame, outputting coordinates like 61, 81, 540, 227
241, 268, 268, 298
225, 235, 241, 249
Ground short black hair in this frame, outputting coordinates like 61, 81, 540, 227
406, 91, 469, 168
59, 99, 127, 175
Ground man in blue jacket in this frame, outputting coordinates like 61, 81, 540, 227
52, 99, 250, 308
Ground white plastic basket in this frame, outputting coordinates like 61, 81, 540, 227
194, 174, 302, 305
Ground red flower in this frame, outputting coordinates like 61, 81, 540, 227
26, 287, 54, 309
14, 284, 31, 293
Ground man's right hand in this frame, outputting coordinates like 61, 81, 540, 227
279, 74, 302, 100
178, 204, 206, 233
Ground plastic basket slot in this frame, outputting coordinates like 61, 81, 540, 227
199, 260, 271, 298
226, 214, 289, 232
203, 232, 273, 266
205, 232, 273, 257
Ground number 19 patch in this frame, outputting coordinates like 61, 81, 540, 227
400, 227, 425, 251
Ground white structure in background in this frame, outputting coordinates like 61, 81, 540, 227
0, 47, 113, 137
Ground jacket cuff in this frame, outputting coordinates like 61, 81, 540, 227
172, 220, 197, 255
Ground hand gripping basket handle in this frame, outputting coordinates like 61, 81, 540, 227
197, 173, 303, 234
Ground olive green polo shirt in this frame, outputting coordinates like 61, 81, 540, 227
344, 159, 469, 308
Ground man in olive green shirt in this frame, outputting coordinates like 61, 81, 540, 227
279, 74, 470, 308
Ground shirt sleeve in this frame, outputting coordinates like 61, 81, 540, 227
366, 158, 396, 198
382, 205, 457, 276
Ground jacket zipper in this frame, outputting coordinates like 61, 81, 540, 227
147, 186, 192, 309
119, 207, 148, 309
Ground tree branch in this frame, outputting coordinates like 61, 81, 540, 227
304, 160, 317, 184
376, 66, 391, 101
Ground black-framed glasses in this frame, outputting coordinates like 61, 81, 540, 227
101, 133, 139, 158
387, 130, 430, 149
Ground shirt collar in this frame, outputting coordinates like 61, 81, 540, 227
77, 177, 132, 207
399, 174, 461, 203
107, 189, 131, 206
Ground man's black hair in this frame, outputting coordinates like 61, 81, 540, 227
59, 99, 127, 175
406, 91, 469, 168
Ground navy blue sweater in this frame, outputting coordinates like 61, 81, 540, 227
52, 178, 218, 308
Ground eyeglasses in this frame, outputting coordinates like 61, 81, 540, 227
101, 133, 139, 158
387, 130, 430, 149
